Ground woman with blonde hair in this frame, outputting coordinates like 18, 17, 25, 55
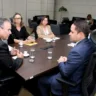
8, 13, 35, 44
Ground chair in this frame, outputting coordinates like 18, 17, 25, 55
90, 30, 96, 82
28, 18, 38, 28
49, 20, 57, 25
50, 24, 60, 36
33, 15, 50, 23
0, 60, 24, 96
60, 24, 70, 35
28, 18, 38, 39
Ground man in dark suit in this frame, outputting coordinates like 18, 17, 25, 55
0, 18, 23, 70
38, 20, 95, 96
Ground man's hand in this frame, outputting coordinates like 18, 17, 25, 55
11, 48, 19, 56
57, 56, 67, 63
17, 51, 24, 58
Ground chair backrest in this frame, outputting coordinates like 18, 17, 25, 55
72, 17, 85, 23
81, 51, 96, 96
33, 15, 50, 22
60, 24, 70, 35
0, 60, 25, 96
49, 20, 57, 25
50, 24, 60, 35
28, 19, 38, 39
28, 18, 38, 28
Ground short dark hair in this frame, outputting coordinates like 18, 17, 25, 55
38, 16, 49, 25
73, 20, 91, 37
87, 14, 92, 19
0, 18, 10, 27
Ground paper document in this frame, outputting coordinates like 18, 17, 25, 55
24, 42, 37, 46
67, 43, 76, 47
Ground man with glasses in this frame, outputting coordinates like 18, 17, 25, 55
0, 18, 23, 70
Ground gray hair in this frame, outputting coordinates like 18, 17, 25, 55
0, 18, 11, 27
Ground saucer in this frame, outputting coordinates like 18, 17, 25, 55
23, 53, 29, 57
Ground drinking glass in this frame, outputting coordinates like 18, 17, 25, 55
29, 48, 35, 63
47, 48, 52, 59
30, 48, 35, 59
19, 39, 23, 47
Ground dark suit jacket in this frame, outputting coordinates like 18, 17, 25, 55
0, 40, 23, 70
51, 38, 95, 95
59, 38, 95, 93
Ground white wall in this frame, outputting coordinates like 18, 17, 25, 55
0, 0, 2, 17
0, 0, 54, 25
55, 0, 96, 22
27, 0, 54, 19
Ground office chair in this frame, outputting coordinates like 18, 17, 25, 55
90, 30, 96, 82
50, 24, 60, 36
56, 31, 96, 96
28, 19, 38, 39
0, 60, 24, 96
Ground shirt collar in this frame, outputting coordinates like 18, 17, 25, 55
1, 39, 8, 44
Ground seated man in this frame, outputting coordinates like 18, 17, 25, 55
38, 20, 95, 96
0, 18, 23, 70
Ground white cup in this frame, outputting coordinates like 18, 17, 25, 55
24, 51, 28, 55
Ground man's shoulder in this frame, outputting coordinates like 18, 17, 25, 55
0, 40, 8, 50
72, 38, 95, 55
75, 38, 92, 48
0, 40, 4, 46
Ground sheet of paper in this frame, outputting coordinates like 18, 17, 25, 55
24, 42, 37, 46
67, 43, 76, 47
53, 37, 60, 40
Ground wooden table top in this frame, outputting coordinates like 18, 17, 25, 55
16, 35, 71, 80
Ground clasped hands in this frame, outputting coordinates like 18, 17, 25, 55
11, 47, 23, 58
57, 56, 67, 63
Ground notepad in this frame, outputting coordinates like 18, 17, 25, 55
24, 42, 37, 46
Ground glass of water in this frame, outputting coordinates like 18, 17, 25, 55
30, 48, 35, 59
29, 48, 35, 63
47, 48, 52, 59
19, 39, 23, 47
